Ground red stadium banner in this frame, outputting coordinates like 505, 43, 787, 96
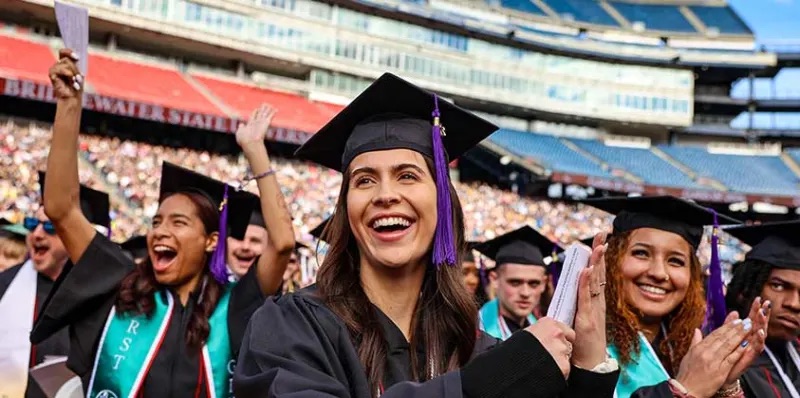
1, 77, 240, 133
552, 172, 800, 207
0, 76, 316, 145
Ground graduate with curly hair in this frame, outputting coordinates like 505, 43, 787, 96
585, 196, 771, 398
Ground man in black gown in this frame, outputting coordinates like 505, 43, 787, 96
725, 221, 800, 397
0, 176, 109, 398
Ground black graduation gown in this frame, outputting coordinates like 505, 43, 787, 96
741, 340, 800, 397
0, 262, 71, 398
234, 286, 619, 398
629, 381, 673, 398
29, 232, 266, 397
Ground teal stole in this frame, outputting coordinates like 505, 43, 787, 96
86, 285, 234, 398
478, 298, 537, 341
607, 333, 670, 398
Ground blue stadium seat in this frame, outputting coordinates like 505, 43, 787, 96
542, 0, 619, 26
489, 130, 613, 178
788, 149, 800, 167
689, 6, 751, 35
658, 146, 800, 196
610, 2, 696, 33
568, 139, 698, 188
500, 0, 547, 16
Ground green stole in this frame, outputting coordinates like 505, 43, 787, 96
87, 285, 233, 398
607, 333, 670, 398
478, 298, 537, 341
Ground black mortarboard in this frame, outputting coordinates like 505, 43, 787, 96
158, 162, 259, 284
724, 221, 800, 269
38, 171, 111, 230
310, 217, 330, 242
120, 235, 148, 261
583, 196, 740, 248
249, 208, 266, 228
584, 195, 741, 332
464, 241, 479, 263
473, 226, 563, 269
294, 73, 498, 268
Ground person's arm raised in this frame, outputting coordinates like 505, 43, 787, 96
236, 104, 296, 296
44, 48, 97, 264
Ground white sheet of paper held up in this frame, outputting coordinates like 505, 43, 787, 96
54, 1, 89, 75
546, 242, 592, 327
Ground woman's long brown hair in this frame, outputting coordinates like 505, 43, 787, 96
605, 231, 706, 374
116, 191, 222, 351
315, 157, 478, 397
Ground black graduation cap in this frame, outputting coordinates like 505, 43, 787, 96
158, 162, 259, 284
473, 225, 563, 269
38, 171, 111, 230
120, 235, 147, 260
724, 221, 800, 269
583, 195, 741, 332
583, 196, 740, 248
249, 207, 266, 228
294, 73, 498, 268
310, 217, 330, 242
158, 162, 257, 241
294, 72, 498, 172
463, 241, 480, 263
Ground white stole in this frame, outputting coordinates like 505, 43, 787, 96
0, 259, 38, 397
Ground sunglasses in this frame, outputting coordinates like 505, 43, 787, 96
24, 217, 57, 235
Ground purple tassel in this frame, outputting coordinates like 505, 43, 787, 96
431, 95, 456, 268
477, 255, 488, 291
704, 209, 727, 332
549, 246, 561, 289
209, 184, 230, 284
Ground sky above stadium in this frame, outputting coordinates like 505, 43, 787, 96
729, 0, 800, 129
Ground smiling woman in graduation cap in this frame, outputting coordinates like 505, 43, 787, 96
584, 196, 771, 398
33, 48, 296, 398
724, 220, 800, 397
234, 73, 618, 398
474, 225, 564, 341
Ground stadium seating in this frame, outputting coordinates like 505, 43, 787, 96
658, 145, 800, 196
542, 0, 619, 26
788, 148, 800, 166
0, 35, 55, 84
88, 54, 223, 115
609, 2, 696, 33
688, 6, 752, 35
191, 75, 342, 133
489, 129, 613, 178
568, 139, 698, 188
500, 0, 547, 16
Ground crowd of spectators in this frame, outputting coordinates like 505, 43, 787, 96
0, 118, 749, 281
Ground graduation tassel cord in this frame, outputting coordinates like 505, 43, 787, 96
209, 185, 230, 284
704, 209, 727, 332
430, 94, 456, 269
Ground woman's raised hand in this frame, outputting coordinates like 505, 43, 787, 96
49, 48, 83, 101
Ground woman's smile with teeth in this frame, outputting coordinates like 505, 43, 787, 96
371, 217, 411, 229
638, 284, 667, 295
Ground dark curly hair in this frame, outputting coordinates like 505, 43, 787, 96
726, 259, 773, 318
